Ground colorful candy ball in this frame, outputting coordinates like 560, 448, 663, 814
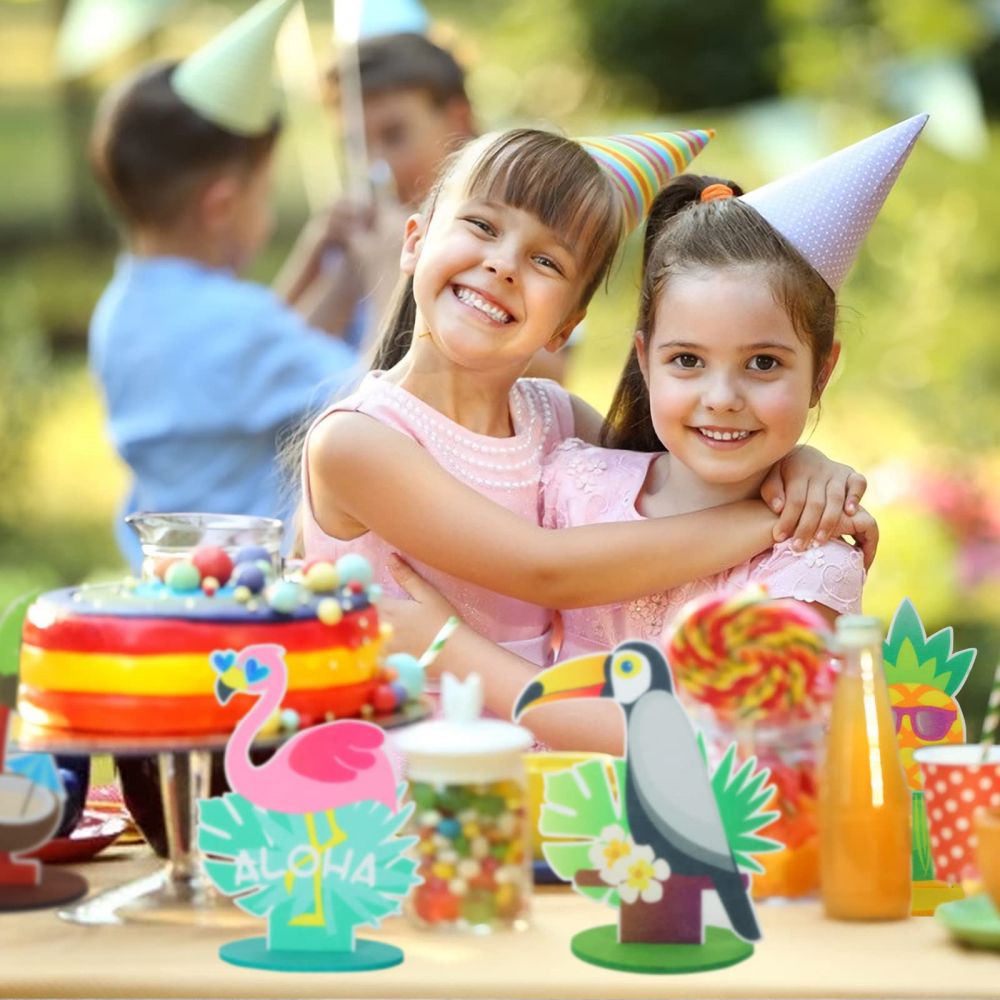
316, 598, 343, 626
153, 556, 177, 581
266, 581, 302, 615
191, 546, 233, 587
165, 559, 200, 593
231, 561, 266, 595
372, 683, 399, 714
304, 561, 339, 593
386, 653, 425, 698
336, 553, 373, 588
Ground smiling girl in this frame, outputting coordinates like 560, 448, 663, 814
543, 173, 863, 657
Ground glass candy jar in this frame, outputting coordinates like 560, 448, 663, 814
394, 673, 533, 932
125, 511, 283, 582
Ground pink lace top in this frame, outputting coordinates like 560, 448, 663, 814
301, 372, 575, 665
541, 439, 865, 659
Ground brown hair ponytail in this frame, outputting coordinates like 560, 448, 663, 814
602, 175, 744, 451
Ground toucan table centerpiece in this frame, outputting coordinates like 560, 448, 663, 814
514, 639, 780, 974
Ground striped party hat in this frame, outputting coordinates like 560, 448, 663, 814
577, 130, 714, 233
741, 114, 928, 290
172, 0, 298, 136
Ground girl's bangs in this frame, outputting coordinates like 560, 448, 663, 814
464, 132, 621, 261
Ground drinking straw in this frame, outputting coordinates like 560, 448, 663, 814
19, 780, 34, 818
332, 0, 371, 203
418, 616, 461, 670
980, 662, 1000, 761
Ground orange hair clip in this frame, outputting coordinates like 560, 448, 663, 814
700, 183, 734, 203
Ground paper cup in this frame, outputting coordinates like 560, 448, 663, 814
915, 745, 1000, 883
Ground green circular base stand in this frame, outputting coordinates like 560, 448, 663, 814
218, 936, 405, 973
571, 925, 754, 975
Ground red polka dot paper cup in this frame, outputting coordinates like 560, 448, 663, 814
915, 745, 1000, 884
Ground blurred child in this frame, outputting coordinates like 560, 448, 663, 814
289, 31, 571, 380
88, 0, 358, 570
301, 127, 871, 698
383, 116, 927, 749
279, 33, 475, 350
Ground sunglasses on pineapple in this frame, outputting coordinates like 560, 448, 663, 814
891, 705, 957, 742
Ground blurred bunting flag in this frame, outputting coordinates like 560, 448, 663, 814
736, 99, 829, 177
576, 130, 714, 233
360, 0, 430, 39
55, 0, 181, 79
882, 55, 988, 161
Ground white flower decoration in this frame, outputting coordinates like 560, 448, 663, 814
588, 824, 634, 885
802, 546, 827, 569
612, 844, 671, 904
567, 452, 608, 495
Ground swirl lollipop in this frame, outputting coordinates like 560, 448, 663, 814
664, 585, 832, 724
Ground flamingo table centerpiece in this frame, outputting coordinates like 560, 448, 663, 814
197, 643, 420, 973
212, 644, 397, 814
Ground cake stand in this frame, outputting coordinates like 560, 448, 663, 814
11, 698, 430, 927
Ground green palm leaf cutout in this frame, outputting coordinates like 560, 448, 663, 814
704, 738, 782, 875
198, 785, 420, 951
0, 591, 41, 709
539, 735, 781, 907
539, 757, 628, 907
883, 598, 975, 698
911, 790, 935, 881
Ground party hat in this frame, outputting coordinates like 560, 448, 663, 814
172, 0, 299, 136
741, 114, 928, 290
360, 0, 430, 39
577, 130, 714, 233
56, 0, 182, 80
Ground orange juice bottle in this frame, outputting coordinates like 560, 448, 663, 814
820, 615, 911, 920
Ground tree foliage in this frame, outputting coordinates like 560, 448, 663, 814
574, 0, 780, 111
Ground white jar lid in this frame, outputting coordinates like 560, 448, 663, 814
393, 673, 533, 784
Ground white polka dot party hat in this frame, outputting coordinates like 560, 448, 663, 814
741, 114, 928, 291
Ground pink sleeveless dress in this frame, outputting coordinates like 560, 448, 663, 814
301, 371, 574, 665
541, 438, 865, 659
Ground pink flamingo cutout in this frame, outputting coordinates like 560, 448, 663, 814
213, 644, 397, 814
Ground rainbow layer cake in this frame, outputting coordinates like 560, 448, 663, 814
17, 550, 393, 737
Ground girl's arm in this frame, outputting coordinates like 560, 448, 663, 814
309, 412, 776, 608
568, 392, 872, 555
382, 556, 625, 755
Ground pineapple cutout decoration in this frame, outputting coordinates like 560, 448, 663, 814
882, 598, 975, 913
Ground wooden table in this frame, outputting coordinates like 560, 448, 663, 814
1, 847, 996, 998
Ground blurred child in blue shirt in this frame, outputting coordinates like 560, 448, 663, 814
88, 9, 356, 571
